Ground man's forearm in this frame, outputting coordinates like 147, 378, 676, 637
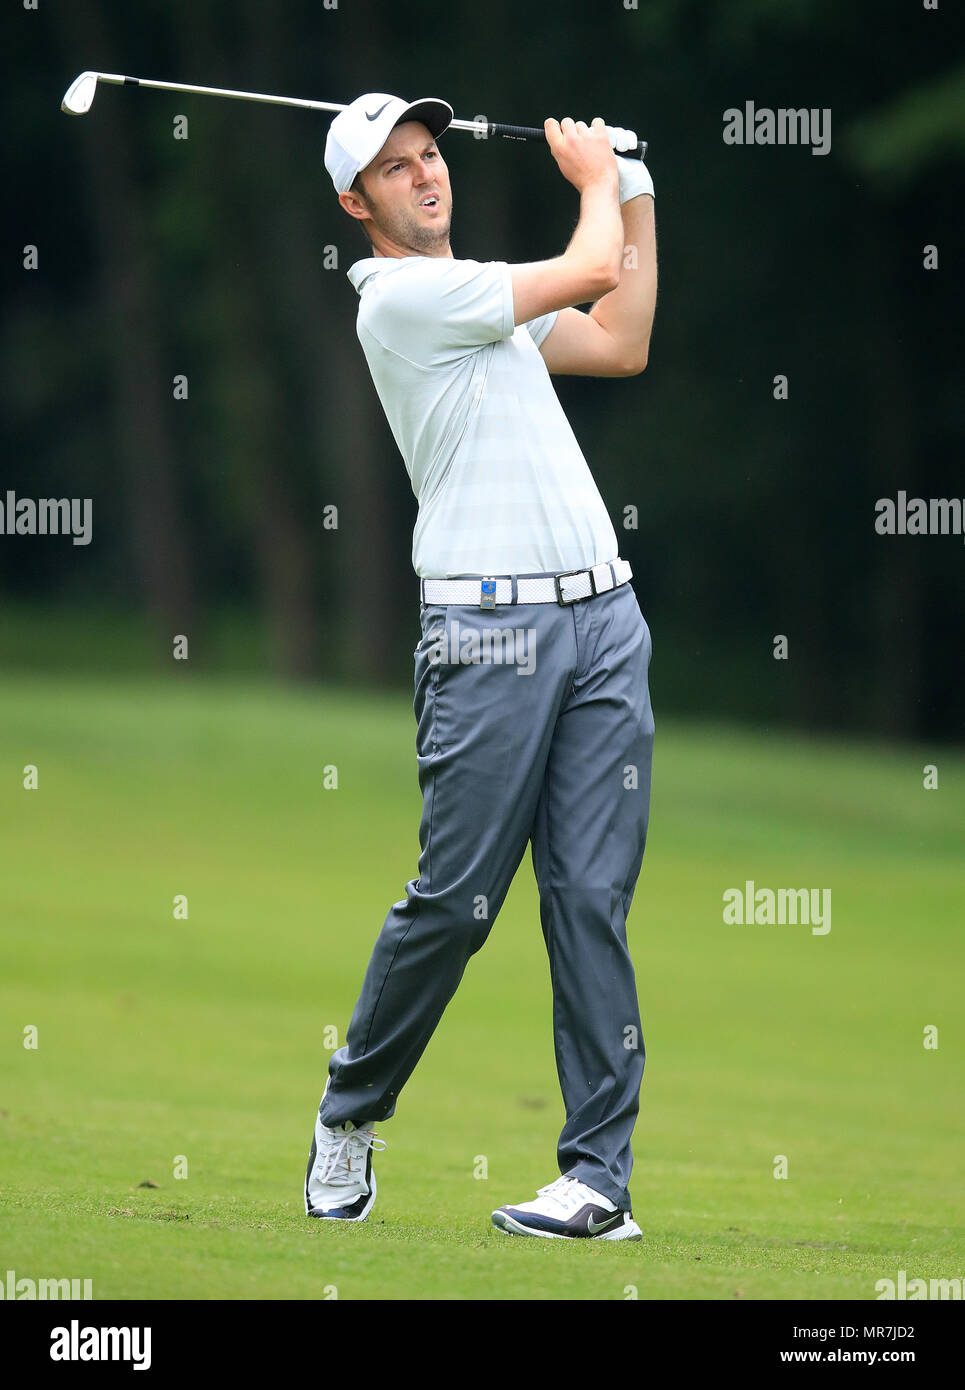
588, 195, 657, 370
566, 178, 625, 291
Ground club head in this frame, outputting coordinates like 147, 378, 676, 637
62, 71, 99, 116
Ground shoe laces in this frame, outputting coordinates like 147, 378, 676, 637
535, 1176, 587, 1213
316, 1124, 387, 1186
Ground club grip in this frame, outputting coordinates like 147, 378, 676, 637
487, 121, 648, 160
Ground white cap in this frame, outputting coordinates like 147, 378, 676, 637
325, 92, 453, 195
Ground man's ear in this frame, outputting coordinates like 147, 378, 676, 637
338, 190, 371, 223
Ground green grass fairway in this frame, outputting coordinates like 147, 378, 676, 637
1, 672, 962, 1300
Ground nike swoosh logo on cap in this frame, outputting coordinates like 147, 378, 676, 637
365, 100, 392, 121
586, 1211, 624, 1234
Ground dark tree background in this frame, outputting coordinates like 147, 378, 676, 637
2, 0, 962, 738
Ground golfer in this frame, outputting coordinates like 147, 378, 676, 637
305, 93, 657, 1239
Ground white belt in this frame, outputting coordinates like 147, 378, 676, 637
420, 559, 632, 609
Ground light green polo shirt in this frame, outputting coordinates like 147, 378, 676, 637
347, 255, 620, 579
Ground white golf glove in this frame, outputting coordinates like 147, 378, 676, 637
615, 152, 655, 205
603, 123, 638, 154
596, 122, 654, 203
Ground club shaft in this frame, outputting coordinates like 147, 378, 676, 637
84, 73, 648, 159
92, 72, 344, 115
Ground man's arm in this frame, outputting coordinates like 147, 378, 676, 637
509, 118, 624, 324
538, 191, 657, 377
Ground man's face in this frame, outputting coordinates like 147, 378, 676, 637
344, 121, 452, 257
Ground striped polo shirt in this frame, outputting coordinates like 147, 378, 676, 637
346, 255, 620, 579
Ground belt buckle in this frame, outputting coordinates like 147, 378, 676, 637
480, 578, 497, 611
554, 568, 594, 606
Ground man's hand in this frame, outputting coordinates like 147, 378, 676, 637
544, 117, 619, 196
508, 117, 625, 327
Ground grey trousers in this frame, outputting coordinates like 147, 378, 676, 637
319, 575, 655, 1209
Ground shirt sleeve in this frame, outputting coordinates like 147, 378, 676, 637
525, 309, 560, 349
363, 258, 516, 367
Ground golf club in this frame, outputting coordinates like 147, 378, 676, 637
61, 70, 648, 159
